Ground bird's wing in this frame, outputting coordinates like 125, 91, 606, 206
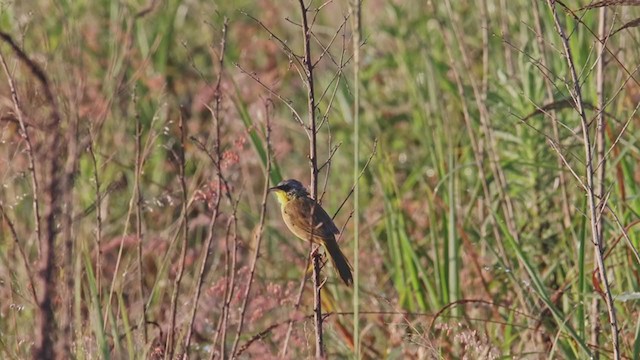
284, 197, 340, 241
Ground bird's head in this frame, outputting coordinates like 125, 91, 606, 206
269, 179, 309, 205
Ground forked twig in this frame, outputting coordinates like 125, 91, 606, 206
0, 50, 42, 255
164, 109, 190, 359
184, 18, 228, 358
0, 30, 64, 359
229, 102, 274, 358
546, 2, 619, 358
332, 139, 377, 220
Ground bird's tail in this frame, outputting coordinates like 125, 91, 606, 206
324, 238, 353, 286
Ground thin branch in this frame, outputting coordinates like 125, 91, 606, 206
434, 3, 516, 290
164, 109, 190, 359
0, 50, 42, 255
229, 103, 273, 358
349, 5, 362, 355
104, 93, 162, 336
235, 63, 307, 131
546, 2, 619, 358
297, 1, 325, 356
318, 143, 341, 172
312, 15, 349, 68
239, 10, 304, 66
0, 202, 38, 303
531, 0, 573, 228
0, 30, 63, 360
184, 18, 228, 358
604, 208, 640, 266
333, 139, 377, 220
279, 249, 313, 358
556, 1, 640, 90
213, 212, 238, 358
132, 90, 148, 346
592, 7, 608, 357
87, 134, 104, 302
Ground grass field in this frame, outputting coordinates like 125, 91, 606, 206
1, 0, 640, 358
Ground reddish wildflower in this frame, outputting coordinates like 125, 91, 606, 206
194, 180, 228, 210
234, 136, 246, 150
222, 150, 240, 169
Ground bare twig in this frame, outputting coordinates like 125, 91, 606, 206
238, 315, 309, 357
239, 10, 304, 67
332, 139, 377, 220
350, 2, 362, 356
0, 30, 64, 360
556, 1, 640, 91
216, 198, 241, 358
184, 18, 228, 358
546, 140, 588, 193
438, 2, 522, 290
443, 0, 521, 246
279, 249, 313, 357
165, 110, 190, 359
229, 103, 273, 358
604, 207, 640, 266
0, 50, 42, 255
531, 1, 573, 229
311, 249, 324, 357
318, 143, 341, 172
187, 200, 221, 357
87, 135, 104, 302
235, 63, 307, 131
297, 1, 325, 356
546, 2, 619, 358
132, 91, 148, 346
104, 91, 162, 337
311, 16, 349, 68
592, 7, 608, 358
0, 202, 38, 303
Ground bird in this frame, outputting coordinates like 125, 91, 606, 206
269, 179, 353, 286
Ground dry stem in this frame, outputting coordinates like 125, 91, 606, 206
546, 2, 619, 358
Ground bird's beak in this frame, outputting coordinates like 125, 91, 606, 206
268, 186, 280, 192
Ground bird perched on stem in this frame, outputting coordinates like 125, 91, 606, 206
269, 179, 353, 286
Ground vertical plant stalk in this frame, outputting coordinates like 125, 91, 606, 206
189, 196, 221, 359
184, 19, 228, 358
88, 138, 103, 302
0, 50, 40, 305
531, 1, 573, 229
299, 1, 318, 196
103, 108, 155, 333
0, 51, 42, 256
134, 92, 148, 345
442, 0, 520, 246
435, 3, 525, 310
280, 254, 313, 357
165, 111, 190, 359
499, 0, 514, 76
546, 2, 619, 359
298, 0, 324, 357
217, 215, 238, 359
229, 109, 273, 358
0, 203, 38, 303
0, 31, 64, 360
350, 0, 362, 357
592, 7, 608, 359
216, 183, 241, 357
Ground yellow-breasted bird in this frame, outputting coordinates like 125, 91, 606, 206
270, 179, 353, 286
